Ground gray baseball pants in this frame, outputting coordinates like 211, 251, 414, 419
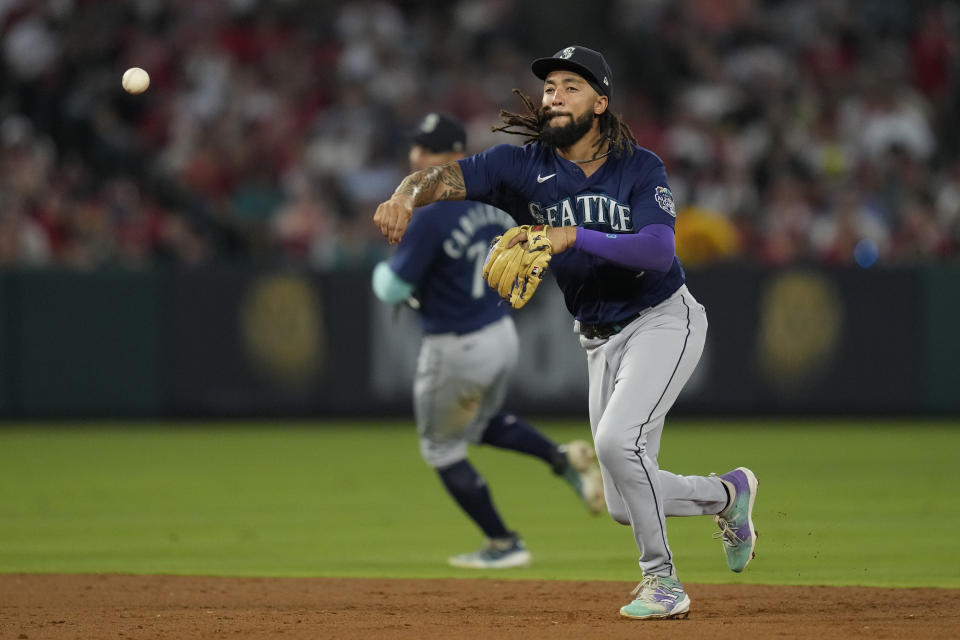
414, 315, 517, 469
579, 285, 727, 578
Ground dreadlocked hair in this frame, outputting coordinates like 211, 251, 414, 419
491, 89, 637, 159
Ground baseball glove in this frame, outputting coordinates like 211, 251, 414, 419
482, 225, 552, 309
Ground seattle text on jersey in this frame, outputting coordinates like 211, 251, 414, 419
528, 194, 632, 232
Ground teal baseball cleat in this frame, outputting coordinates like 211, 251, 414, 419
447, 535, 531, 569
619, 574, 691, 619
714, 466, 759, 572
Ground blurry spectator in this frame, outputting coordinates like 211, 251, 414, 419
760, 175, 815, 265
0, 198, 50, 266
891, 195, 953, 262
934, 162, 960, 241
674, 205, 742, 267
845, 81, 935, 163
3, 11, 59, 81
270, 173, 336, 264
305, 82, 380, 180
104, 178, 162, 268
909, 5, 956, 103
810, 188, 891, 265
796, 99, 857, 182
157, 213, 210, 267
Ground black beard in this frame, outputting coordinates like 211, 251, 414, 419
538, 109, 595, 148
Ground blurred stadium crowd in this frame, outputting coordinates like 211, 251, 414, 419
1, 0, 958, 270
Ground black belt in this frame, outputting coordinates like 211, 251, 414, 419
579, 312, 642, 340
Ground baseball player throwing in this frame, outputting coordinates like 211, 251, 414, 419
372, 112, 605, 570
374, 47, 759, 618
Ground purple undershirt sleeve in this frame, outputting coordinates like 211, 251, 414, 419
572, 224, 676, 272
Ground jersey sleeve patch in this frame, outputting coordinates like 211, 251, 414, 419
655, 186, 676, 217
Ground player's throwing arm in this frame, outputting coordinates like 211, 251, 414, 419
374, 162, 467, 244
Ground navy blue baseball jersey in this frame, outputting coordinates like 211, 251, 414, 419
389, 200, 515, 335
458, 142, 685, 324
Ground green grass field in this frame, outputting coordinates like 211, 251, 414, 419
1, 419, 957, 588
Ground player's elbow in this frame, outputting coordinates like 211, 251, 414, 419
372, 262, 414, 303
634, 224, 676, 272
648, 250, 675, 272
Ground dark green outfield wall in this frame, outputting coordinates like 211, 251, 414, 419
9, 270, 161, 416
923, 265, 960, 412
0, 265, 956, 418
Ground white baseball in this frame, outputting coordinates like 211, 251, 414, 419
122, 67, 150, 94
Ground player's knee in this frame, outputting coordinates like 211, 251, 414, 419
419, 437, 468, 469
607, 505, 631, 526
489, 412, 517, 429
480, 412, 516, 444
594, 428, 637, 469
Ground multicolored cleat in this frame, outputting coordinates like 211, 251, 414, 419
620, 574, 691, 619
560, 440, 605, 515
447, 535, 531, 569
714, 466, 759, 572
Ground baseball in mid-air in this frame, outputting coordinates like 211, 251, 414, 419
122, 67, 150, 94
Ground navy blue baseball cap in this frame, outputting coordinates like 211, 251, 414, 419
410, 112, 466, 153
532, 45, 613, 99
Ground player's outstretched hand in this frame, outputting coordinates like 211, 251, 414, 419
374, 196, 414, 244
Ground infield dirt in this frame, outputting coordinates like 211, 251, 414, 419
1, 574, 957, 639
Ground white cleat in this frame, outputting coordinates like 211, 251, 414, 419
447, 536, 532, 569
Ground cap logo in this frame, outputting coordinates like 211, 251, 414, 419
603, 76, 609, 86
559, 47, 575, 59
420, 113, 439, 133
